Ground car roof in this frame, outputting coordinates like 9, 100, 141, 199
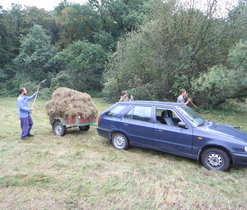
117, 100, 185, 107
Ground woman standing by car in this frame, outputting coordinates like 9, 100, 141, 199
177, 89, 191, 105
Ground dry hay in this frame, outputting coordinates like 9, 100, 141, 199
45, 87, 98, 121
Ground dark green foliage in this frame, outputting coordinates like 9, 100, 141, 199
92, 31, 115, 51
0, 7, 18, 66
53, 40, 109, 93
128, 83, 160, 101
18, 81, 39, 94
55, 4, 101, 49
55, 0, 149, 50
13, 25, 57, 82
89, 0, 150, 35
15, 5, 56, 38
38, 87, 52, 99
0, 6, 19, 95
191, 41, 247, 108
0, 0, 148, 96
103, 0, 247, 106
50, 71, 74, 91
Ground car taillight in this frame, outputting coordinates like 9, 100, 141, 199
98, 116, 101, 124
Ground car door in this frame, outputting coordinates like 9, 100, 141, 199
153, 107, 193, 156
121, 105, 155, 148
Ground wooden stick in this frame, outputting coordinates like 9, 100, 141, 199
190, 100, 197, 108
31, 85, 40, 110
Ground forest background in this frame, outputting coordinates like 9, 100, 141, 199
0, 0, 246, 107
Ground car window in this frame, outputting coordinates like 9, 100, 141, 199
156, 108, 181, 126
170, 110, 180, 120
105, 105, 127, 117
178, 106, 205, 126
124, 106, 152, 122
124, 107, 134, 119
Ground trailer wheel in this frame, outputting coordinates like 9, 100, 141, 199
53, 121, 67, 136
79, 125, 90, 131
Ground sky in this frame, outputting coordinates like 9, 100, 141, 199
181, 0, 239, 17
0, 0, 88, 11
0, 0, 239, 15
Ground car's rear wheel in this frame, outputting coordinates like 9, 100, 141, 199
201, 148, 230, 171
111, 133, 129, 150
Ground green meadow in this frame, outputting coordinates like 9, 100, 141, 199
0, 98, 247, 209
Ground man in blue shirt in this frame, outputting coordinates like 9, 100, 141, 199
17, 88, 37, 140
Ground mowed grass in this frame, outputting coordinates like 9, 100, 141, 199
0, 97, 247, 209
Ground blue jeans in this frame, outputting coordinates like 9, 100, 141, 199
20, 115, 33, 139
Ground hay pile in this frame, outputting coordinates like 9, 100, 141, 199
45, 87, 98, 121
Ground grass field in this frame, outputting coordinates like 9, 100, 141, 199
0, 97, 247, 209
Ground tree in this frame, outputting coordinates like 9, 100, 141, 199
0, 6, 18, 67
13, 25, 57, 82
55, 0, 150, 50
10, 4, 23, 37
55, 4, 101, 49
89, 0, 150, 35
9, 5, 58, 44
0, 5, 19, 95
21, 6, 55, 36
52, 40, 108, 93
103, 0, 247, 105
192, 41, 247, 107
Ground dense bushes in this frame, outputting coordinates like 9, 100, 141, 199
192, 41, 247, 108
103, 0, 247, 107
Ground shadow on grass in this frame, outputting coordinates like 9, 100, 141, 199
101, 137, 200, 168
102, 139, 247, 173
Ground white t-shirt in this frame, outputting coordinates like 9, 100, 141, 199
177, 95, 185, 103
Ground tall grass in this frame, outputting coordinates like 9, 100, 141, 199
0, 97, 246, 209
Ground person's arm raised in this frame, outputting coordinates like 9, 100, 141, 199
27, 92, 37, 101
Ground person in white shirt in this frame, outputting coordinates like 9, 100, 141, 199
177, 89, 191, 105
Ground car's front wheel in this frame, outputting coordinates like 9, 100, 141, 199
201, 148, 230, 171
111, 133, 129, 150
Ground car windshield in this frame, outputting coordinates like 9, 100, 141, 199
178, 106, 205, 127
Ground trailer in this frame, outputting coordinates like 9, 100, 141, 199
51, 113, 97, 136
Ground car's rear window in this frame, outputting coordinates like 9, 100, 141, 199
105, 105, 127, 117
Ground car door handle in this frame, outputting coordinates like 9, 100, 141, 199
123, 123, 128, 126
156, 129, 163, 132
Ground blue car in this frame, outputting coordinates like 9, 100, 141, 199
97, 101, 247, 171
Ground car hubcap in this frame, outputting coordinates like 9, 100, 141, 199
55, 125, 62, 135
207, 153, 223, 168
114, 135, 125, 148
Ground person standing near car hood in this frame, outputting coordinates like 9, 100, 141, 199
177, 89, 191, 105
17, 88, 37, 140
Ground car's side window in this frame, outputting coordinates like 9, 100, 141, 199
105, 105, 127, 117
156, 108, 181, 126
170, 111, 180, 121
124, 107, 134, 119
124, 106, 152, 122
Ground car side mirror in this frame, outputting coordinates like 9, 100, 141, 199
178, 121, 188, 129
